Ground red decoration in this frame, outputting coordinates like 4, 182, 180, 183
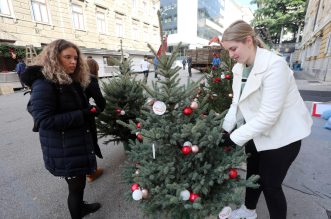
136, 122, 141, 129
223, 146, 232, 152
131, 183, 140, 192
136, 133, 143, 141
225, 74, 232, 79
189, 192, 199, 203
213, 77, 221, 83
229, 168, 238, 179
181, 146, 192, 155
211, 66, 217, 70
116, 108, 122, 114
90, 107, 97, 113
183, 107, 193, 116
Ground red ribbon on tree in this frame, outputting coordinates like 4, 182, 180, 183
156, 35, 168, 57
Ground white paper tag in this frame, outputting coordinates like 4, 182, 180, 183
152, 144, 155, 159
153, 101, 166, 115
219, 206, 232, 219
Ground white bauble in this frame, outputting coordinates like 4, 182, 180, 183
191, 145, 199, 153
132, 189, 143, 201
183, 141, 192, 147
180, 190, 190, 201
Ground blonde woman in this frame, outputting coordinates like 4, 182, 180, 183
221, 21, 312, 219
21, 39, 101, 219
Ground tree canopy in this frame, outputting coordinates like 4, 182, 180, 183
251, 0, 307, 44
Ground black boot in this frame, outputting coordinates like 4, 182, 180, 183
81, 202, 101, 217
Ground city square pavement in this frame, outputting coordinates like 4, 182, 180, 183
0, 68, 330, 219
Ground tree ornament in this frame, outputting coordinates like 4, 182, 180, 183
141, 189, 149, 199
131, 183, 140, 192
132, 189, 143, 201
223, 146, 232, 152
135, 169, 140, 175
153, 100, 167, 115
211, 66, 217, 70
219, 206, 232, 219
229, 168, 238, 179
182, 107, 193, 116
120, 110, 126, 115
228, 93, 233, 97
221, 74, 225, 79
191, 145, 199, 153
180, 190, 190, 201
183, 141, 192, 147
115, 108, 122, 114
90, 107, 97, 113
190, 101, 198, 110
136, 133, 143, 141
213, 77, 221, 83
181, 146, 192, 155
225, 74, 232, 79
136, 122, 141, 129
189, 192, 199, 203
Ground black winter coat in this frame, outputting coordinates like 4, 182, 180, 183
85, 75, 106, 158
21, 66, 97, 177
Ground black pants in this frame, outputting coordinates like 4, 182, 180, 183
245, 140, 301, 219
65, 175, 86, 219
188, 66, 192, 77
143, 70, 149, 83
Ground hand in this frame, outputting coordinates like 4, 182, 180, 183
220, 131, 236, 146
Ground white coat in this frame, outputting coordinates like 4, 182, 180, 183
222, 47, 312, 151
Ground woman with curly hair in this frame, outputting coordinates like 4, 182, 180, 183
21, 39, 101, 219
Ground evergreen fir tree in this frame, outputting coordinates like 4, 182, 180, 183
119, 43, 259, 218
96, 40, 146, 150
198, 47, 236, 114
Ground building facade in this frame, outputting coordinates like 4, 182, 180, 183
0, 0, 160, 76
160, 0, 253, 57
160, 0, 225, 55
300, 0, 331, 81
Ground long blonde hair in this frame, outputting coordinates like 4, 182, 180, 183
33, 39, 90, 87
223, 20, 265, 48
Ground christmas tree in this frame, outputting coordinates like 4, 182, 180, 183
119, 42, 259, 218
96, 40, 146, 150
197, 46, 236, 114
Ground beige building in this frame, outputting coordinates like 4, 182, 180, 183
300, 0, 331, 81
0, 0, 161, 76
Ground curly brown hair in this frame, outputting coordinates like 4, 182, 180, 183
33, 39, 90, 87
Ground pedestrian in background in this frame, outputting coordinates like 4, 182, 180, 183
221, 20, 312, 219
15, 58, 27, 89
21, 39, 101, 219
153, 56, 159, 79
141, 55, 150, 83
182, 58, 186, 70
211, 53, 220, 68
85, 57, 106, 182
187, 56, 192, 77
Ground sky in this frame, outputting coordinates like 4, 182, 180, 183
235, 0, 257, 11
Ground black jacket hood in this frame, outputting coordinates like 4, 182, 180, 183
21, 65, 45, 87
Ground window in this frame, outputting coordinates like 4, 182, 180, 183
116, 18, 123, 37
103, 56, 120, 66
31, 0, 49, 23
96, 11, 106, 33
132, 0, 137, 10
0, 0, 11, 16
72, 4, 84, 30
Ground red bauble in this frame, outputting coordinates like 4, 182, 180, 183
229, 168, 238, 179
225, 74, 232, 79
136, 133, 143, 141
136, 122, 141, 129
189, 192, 199, 203
90, 107, 97, 113
211, 66, 217, 70
115, 108, 122, 114
223, 146, 232, 152
183, 107, 193, 116
181, 146, 192, 155
131, 183, 140, 192
213, 77, 221, 83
